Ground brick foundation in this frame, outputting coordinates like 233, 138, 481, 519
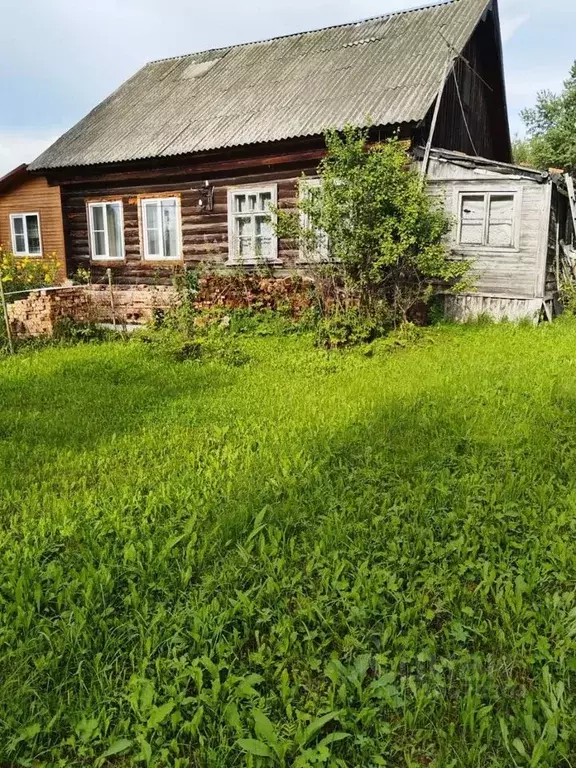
6, 276, 317, 338
194, 274, 315, 314
7, 284, 178, 337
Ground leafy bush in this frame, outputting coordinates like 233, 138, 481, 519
0, 248, 60, 296
276, 127, 470, 325
561, 279, 576, 315
316, 306, 390, 349
139, 300, 250, 366
52, 318, 117, 344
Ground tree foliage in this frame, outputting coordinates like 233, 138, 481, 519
511, 135, 536, 168
521, 61, 576, 172
277, 127, 469, 322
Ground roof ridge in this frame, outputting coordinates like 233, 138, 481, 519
147, 0, 458, 66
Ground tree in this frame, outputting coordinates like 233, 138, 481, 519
511, 135, 536, 167
277, 126, 469, 323
521, 61, 576, 172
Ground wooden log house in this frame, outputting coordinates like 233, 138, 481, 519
28, 0, 509, 272
27, 0, 570, 322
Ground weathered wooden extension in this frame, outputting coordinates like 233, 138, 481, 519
422, 149, 575, 322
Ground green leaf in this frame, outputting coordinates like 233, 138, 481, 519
147, 700, 174, 729
238, 738, 272, 757
513, 738, 528, 757
224, 702, 242, 733
317, 732, 351, 748
137, 738, 152, 764
253, 709, 278, 746
499, 717, 510, 748
100, 738, 132, 759
298, 712, 339, 747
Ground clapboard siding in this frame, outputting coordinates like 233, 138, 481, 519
426, 157, 550, 299
0, 176, 66, 279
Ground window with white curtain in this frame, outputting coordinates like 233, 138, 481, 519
141, 198, 181, 260
227, 187, 277, 263
88, 202, 124, 260
298, 178, 330, 262
10, 213, 42, 256
458, 192, 518, 249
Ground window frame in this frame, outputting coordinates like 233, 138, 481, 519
10, 212, 43, 257
227, 185, 279, 265
140, 196, 183, 262
297, 177, 331, 264
87, 200, 125, 262
454, 188, 522, 253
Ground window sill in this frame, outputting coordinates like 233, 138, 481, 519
142, 257, 183, 263
296, 256, 336, 265
226, 259, 283, 268
452, 246, 520, 256
13, 253, 43, 258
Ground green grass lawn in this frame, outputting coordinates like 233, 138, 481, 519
2, 321, 576, 767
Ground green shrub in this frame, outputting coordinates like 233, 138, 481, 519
561, 279, 576, 315
316, 305, 393, 349
53, 318, 116, 344
276, 127, 470, 324
139, 300, 250, 366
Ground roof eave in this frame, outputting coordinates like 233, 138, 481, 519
0, 163, 29, 194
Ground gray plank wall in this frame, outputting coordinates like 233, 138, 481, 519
426, 159, 550, 299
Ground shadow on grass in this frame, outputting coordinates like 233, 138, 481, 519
0, 343, 238, 456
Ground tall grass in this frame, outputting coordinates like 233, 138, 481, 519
1, 321, 576, 766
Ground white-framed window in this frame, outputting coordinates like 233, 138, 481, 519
141, 197, 182, 261
227, 186, 278, 263
10, 213, 42, 256
88, 201, 125, 261
298, 178, 330, 263
457, 191, 519, 249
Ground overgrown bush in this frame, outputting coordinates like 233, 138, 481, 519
276, 127, 470, 327
561, 279, 576, 315
52, 318, 117, 344
316, 305, 392, 349
0, 248, 60, 296
139, 298, 249, 366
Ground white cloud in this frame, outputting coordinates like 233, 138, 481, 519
0, 133, 59, 177
500, 13, 530, 42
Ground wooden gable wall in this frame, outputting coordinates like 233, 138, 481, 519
433, 4, 511, 163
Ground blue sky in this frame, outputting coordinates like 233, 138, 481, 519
1, 0, 574, 175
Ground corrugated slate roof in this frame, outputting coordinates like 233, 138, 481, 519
30, 0, 492, 170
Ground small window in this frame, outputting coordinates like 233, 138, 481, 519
141, 198, 181, 260
88, 201, 125, 260
228, 187, 277, 263
10, 213, 42, 256
458, 192, 516, 249
299, 178, 330, 263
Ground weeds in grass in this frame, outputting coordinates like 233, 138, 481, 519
2, 321, 576, 765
